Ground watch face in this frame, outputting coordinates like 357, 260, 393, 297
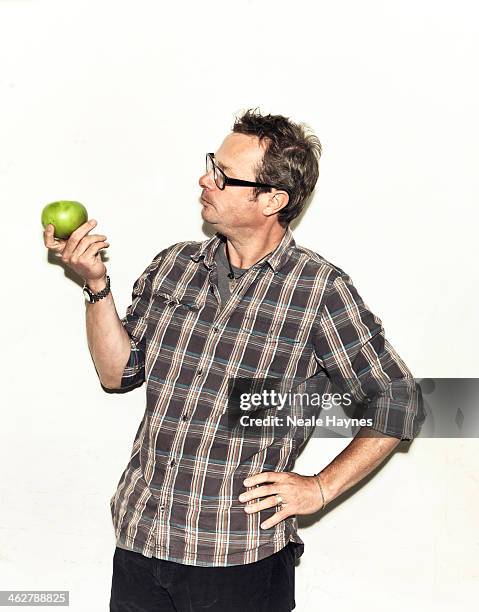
83, 288, 93, 302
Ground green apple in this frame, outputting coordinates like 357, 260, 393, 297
41, 200, 88, 239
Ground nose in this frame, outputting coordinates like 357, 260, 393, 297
199, 169, 216, 190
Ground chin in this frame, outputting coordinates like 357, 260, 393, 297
201, 208, 216, 223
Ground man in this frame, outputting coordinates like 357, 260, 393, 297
43, 108, 424, 611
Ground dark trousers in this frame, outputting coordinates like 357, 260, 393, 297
110, 543, 296, 611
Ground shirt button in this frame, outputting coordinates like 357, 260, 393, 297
159, 505, 165, 512
170, 459, 176, 467
212, 326, 219, 333
182, 413, 189, 421
196, 368, 203, 376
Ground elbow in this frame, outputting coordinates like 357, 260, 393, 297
100, 372, 144, 394
100, 376, 123, 392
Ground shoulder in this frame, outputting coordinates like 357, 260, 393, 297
131, 239, 203, 294
291, 244, 379, 321
291, 241, 352, 287
147, 238, 205, 266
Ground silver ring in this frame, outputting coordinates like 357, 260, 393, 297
275, 493, 283, 507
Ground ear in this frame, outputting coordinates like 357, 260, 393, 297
259, 190, 289, 218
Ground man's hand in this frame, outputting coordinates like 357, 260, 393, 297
43, 218, 109, 285
239, 428, 400, 530
238, 471, 325, 530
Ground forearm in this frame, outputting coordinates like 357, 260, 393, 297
318, 426, 401, 505
85, 277, 131, 389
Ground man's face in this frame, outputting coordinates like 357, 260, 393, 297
198, 132, 271, 233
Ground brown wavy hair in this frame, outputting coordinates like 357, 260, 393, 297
232, 107, 322, 227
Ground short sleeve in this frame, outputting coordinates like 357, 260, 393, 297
120, 251, 165, 390
313, 274, 425, 440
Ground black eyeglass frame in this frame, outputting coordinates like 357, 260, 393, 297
206, 152, 289, 195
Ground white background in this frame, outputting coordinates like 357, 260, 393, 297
1, 0, 478, 610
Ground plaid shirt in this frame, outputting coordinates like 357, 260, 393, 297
109, 227, 424, 566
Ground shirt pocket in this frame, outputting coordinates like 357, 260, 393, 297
240, 314, 311, 379
146, 293, 202, 375
149, 291, 200, 326
247, 315, 309, 348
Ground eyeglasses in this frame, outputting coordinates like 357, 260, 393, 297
206, 152, 288, 195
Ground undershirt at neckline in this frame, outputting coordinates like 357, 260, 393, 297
216, 241, 249, 275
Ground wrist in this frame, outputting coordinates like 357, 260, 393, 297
313, 472, 329, 509
84, 274, 107, 293
83, 274, 111, 304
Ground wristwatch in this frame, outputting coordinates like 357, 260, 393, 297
83, 275, 111, 303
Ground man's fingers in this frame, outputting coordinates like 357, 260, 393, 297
70, 219, 97, 240
44, 224, 65, 250
83, 240, 110, 259
239, 484, 276, 503
61, 219, 97, 259
243, 471, 282, 487
260, 507, 291, 530
244, 494, 282, 514
64, 234, 108, 261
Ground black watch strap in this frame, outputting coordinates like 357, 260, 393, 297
83, 275, 111, 303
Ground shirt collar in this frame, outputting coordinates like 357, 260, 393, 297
189, 226, 296, 274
